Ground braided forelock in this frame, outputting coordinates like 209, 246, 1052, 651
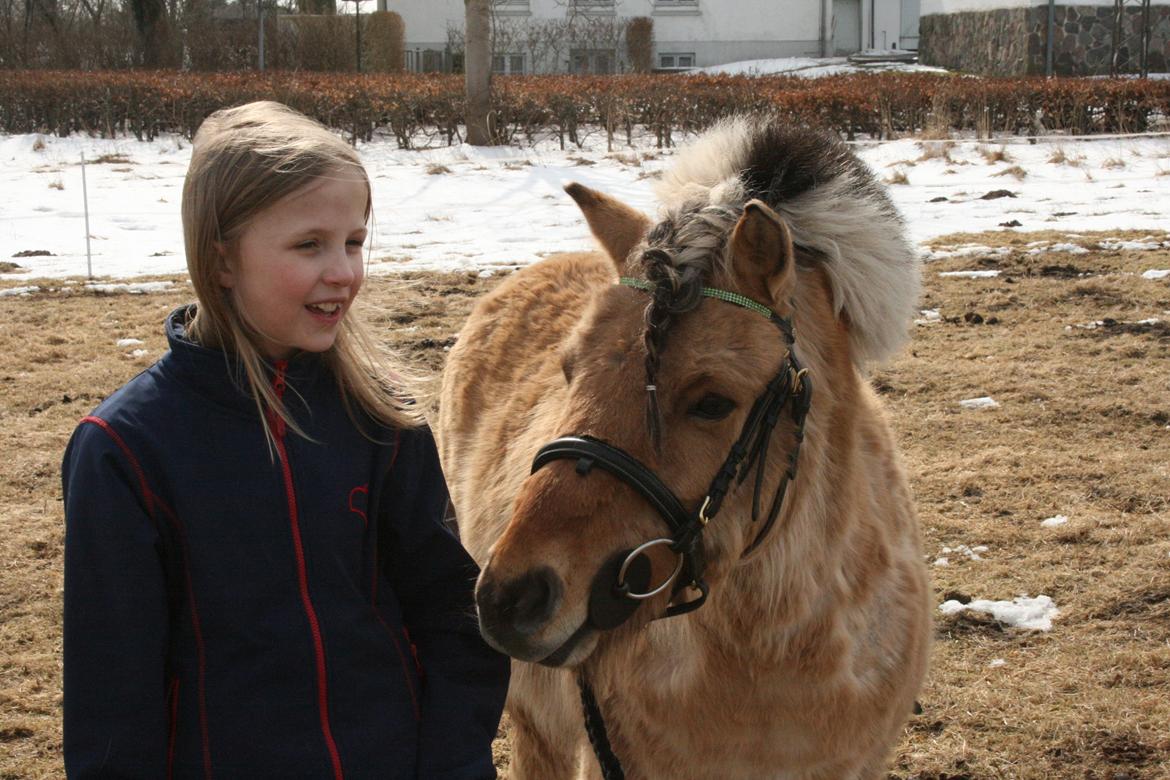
635, 199, 741, 449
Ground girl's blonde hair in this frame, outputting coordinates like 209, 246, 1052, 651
182, 100, 422, 447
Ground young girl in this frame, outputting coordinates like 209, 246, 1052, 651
62, 101, 509, 779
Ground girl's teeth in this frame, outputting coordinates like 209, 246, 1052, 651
310, 303, 340, 314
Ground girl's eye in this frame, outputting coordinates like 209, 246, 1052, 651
347, 239, 365, 248
689, 393, 736, 421
296, 240, 318, 250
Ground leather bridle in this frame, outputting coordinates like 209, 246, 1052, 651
530, 277, 812, 633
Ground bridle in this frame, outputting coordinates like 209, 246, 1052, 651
531, 277, 812, 631
528, 277, 812, 779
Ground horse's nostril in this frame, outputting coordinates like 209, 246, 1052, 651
480, 566, 563, 638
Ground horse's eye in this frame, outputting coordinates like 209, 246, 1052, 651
689, 393, 736, 421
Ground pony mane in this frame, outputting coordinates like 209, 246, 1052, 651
650, 116, 920, 366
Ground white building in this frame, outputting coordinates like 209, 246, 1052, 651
382, 0, 920, 74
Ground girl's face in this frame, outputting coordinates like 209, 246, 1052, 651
219, 170, 369, 361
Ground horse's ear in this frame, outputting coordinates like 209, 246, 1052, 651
565, 182, 651, 272
729, 199, 795, 306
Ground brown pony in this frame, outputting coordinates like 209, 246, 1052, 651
437, 117, 931, 779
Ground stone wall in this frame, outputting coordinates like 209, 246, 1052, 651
921, 5, 1170, 76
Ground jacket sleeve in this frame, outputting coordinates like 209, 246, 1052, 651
62, 419, 171, 779
379, 428, 510, 780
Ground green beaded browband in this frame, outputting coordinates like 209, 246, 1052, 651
618, 277, 777, 321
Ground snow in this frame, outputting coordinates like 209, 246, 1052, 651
0, 285, 40, 297
1041, 514, 1069, 527
960, 396, 1000, 409
1143, 269, 1170, 279
988, 658, 1007, 668
1027, 242, 1089, 255
939, 595, 1059, 631
2, 127, 1170, 281
694, 55, 947, 78
939, 270, 1002, 279
116, 338, 144, 347
940, 543, 988, 561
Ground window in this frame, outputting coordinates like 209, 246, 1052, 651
570, 49, 615, 74
658, 52, 695, 70
569, 0, 615, 11
492, 53, 527, 75
493, 0, 530, 14
653, 0, 699, 15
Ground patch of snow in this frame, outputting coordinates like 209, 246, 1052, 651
116, 338, 145, 347
933, 557, 950, 567
85, 281, 174, 294
0, 285, 40, 297
1099, 238, 1170, 251
914, 308, 942, 325
941, 544, 988, 561
988, 658, 1007, 668
960, 397, 1000, 410
1142, 269, 1170, 280
939, 270, 1002, 279
939, 595, 1059, 631
694, 55, 947, 78
921, 245, 1011, 261
1028, 242, 1089, 255
128, 349, 149, 358
1041, 514, 1069, 528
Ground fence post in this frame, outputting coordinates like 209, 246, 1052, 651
81, 152, 93, 279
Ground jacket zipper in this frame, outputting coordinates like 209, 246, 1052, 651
270, 362, 345, 780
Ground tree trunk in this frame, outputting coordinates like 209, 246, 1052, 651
464, 0, 492, 146
131, 0, 171, 67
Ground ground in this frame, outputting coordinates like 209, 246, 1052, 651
1, 229, 1168, 779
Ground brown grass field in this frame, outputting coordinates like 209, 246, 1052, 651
2, 229, 1168, 779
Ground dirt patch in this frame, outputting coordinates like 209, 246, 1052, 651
2, 231, 1169, 778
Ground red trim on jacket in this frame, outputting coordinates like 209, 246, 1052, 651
270, 363, 345, 780
81, 416, 214, 780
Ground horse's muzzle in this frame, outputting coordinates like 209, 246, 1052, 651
476, 566, 565, 661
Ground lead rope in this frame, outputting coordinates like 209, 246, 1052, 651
578, 673, 625, 780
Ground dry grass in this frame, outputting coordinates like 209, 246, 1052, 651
979, 145, 1014, 165
2, 231, 1169, 778
991, 164, 1028, 181
917, 141, 955, 164
886, 168, 911, 185
425, 163, 453, 175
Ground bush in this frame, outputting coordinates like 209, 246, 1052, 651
2, 70, 1167, 147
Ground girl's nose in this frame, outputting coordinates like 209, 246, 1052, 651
323, 247, 358, 287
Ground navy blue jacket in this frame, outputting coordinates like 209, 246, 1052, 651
62, 305, 508, 779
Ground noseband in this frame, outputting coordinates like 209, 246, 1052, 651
530, 277, 812, 632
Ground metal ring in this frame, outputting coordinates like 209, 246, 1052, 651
616, 538, 685, 601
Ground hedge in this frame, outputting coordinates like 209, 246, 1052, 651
2, 70, 1168, 146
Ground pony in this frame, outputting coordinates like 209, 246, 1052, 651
436, 116, 931, 780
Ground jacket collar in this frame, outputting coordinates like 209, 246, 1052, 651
161, 304, 327, 416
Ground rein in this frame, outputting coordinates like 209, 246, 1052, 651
529, 276, 813, 779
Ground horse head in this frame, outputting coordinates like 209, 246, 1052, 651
474, 123, 898, 667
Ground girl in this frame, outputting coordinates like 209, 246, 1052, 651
61, 101, 509, 779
